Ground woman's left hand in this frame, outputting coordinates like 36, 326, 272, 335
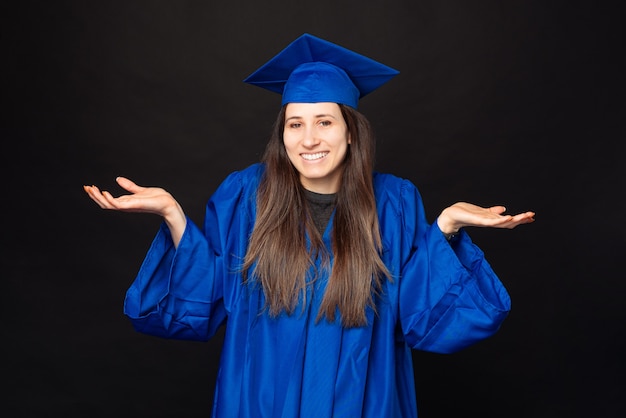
436, 202, 535, 235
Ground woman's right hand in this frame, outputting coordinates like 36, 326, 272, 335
84, 176, 187, 247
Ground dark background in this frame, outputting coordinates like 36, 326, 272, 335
4, 1, 624, 417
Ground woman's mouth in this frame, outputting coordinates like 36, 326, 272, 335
301, 152, 328, 161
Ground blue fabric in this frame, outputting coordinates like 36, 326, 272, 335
281, 62, 360, 108
124, 163, 511, 418
243, 33, 399, 109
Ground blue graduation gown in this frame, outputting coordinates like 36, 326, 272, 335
124, 163, 510, 417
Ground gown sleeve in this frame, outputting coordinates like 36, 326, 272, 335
123, 168, 255, 341
397, 179, 511, 354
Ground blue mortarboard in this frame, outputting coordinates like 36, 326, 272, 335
244, 33, 399, 108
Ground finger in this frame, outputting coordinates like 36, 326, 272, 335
84, 185, 112, 209
482, 215, 516, 228
506, 214, 536, 229
101, 190, 125, 209
488, 206, 507, 215
88, 185, 111, 200
83, 185, 95, 198
511, 212, 535, 222
84, 185, 102, 206
116, 176, 144, 193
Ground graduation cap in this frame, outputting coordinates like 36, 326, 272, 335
244, 33, 399, 108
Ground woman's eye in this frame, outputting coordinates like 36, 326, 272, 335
289, 123, 302, 129
319, 120, 331, 127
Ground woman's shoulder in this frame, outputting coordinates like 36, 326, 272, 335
208, 163, 265, 208
373, 171, 425, 217
218, 163, 265, 190
373, 171, 403, 185
227, 162, 265, 180
373, 171, 419, 197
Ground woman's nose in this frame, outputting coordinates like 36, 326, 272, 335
302, 127, 320, 147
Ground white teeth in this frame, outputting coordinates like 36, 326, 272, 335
301, 152, 328, 161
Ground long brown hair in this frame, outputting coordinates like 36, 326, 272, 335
242, 104, 390, 327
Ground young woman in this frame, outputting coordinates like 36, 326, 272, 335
84, 33, 534, 418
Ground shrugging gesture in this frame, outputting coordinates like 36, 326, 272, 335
82, 33, 536, 418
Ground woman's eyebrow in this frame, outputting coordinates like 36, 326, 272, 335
285, 114, 337, 121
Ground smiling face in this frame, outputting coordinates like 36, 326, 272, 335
283, 102, 350, 194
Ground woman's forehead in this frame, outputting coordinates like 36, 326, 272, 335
284, 102, 342, 117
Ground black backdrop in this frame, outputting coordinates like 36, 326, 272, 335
4, 1, 625, 417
